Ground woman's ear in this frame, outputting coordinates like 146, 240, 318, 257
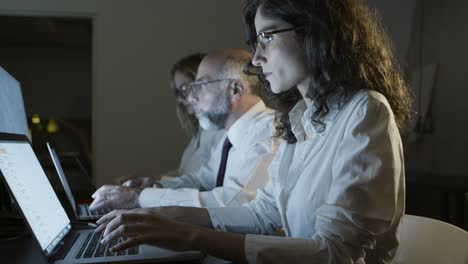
229, 80, 244, 103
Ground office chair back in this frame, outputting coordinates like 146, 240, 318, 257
393, 214, 468, 264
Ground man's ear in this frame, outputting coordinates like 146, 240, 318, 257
229, 80, 244, 103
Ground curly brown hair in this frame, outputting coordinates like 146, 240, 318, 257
244, 0, 413, 143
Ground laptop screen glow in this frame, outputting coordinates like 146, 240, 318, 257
0, 141, 70, 252
47, 143, 77, 213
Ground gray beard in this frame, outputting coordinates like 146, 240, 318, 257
196, 94, 231, 131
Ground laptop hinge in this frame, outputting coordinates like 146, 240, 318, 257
49, 231, 80, 261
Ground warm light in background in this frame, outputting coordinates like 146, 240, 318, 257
31, 114, 41, 124
46, 118, 59, 133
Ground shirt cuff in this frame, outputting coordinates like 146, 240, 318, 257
157, 176, 179, 188
139, 187, 202, 208
139, 188, 166, 208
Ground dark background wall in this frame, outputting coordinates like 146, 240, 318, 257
0, 0, 247, 186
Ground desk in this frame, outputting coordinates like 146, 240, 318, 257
406, 171, 468, 229
0, 232, 203, 264
0, 233, 49, 264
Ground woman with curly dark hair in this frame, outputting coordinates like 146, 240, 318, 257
96, 1, 412, 263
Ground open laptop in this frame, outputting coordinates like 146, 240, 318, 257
0, 133, 202, 263
46, 142, 107, 221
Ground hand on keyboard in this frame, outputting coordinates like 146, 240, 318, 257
118, 173, 162, 189
95, 208, 193, 253
75, 232, 139, 259
89, 185, 142, 211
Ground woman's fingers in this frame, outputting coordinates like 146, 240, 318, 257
110, 235, 150, 253
102, 223, 151, 244
103, 212, 147, 237
96, 209, 121, 225
96, 209, 171, 251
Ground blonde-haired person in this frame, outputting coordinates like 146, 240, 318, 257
116, 54, 226, 188
170, 54, 226, 177
172, 54, 203, 139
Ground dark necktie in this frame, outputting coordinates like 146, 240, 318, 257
215, 137, 233, 187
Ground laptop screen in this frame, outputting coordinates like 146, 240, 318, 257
47, 143, 77, 213
0, 140, 70, 254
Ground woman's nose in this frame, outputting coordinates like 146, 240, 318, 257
251, 47, 265, 67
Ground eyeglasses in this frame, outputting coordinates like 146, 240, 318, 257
255, 26, 303, 53
174, 83, 191, 99
188, 78, 237, 99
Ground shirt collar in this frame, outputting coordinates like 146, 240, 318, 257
289, 99, 309, 142
289, 95, 341, 141
228, 100, 268, 148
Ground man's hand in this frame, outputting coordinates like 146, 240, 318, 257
118, 174, 161, 189
95, 208, 191, 252
89, 185, 142, 211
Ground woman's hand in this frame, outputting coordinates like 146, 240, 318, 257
95, 208, 191, 252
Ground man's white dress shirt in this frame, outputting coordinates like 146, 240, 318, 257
208, 90, 405, 263
178, 127, 225, 176
139, 101, 279, 208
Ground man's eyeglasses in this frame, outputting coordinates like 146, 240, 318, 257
255, 26, 304, 53
187, 78, 237, 99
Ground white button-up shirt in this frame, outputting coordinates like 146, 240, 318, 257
178, 128, 226, 176
139, 101, 279, 208
208, 90, 405, 263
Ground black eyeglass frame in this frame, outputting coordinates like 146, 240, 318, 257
253, 26, 305, 52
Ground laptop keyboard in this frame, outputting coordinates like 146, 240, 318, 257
75, 232, 139, 259
79, 204, 111, 217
